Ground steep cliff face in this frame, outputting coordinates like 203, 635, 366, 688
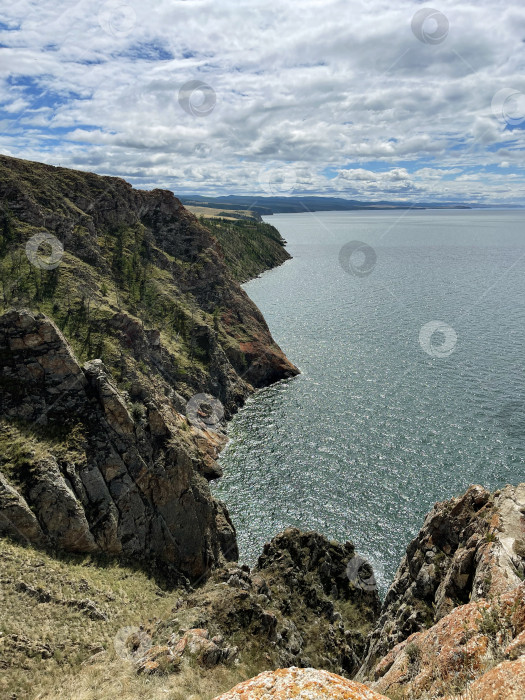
0, 526, 384, 700
0, 155, 297, 412
2, 472, 524, 699
0, 154, 298, 580
359, 483, 525, 699
370, 582, 525, 699
2, 156, 524, 700
359, 485, 525, 677
0, 309, 238, 580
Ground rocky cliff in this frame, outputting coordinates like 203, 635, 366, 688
2, 155, 525, 700
356, 483, 525, 699
2, 472, 524, 698
0, 309, 239, 580
125, 528, 381, 680
0, 154, 297, 581
0, 154, 297, 406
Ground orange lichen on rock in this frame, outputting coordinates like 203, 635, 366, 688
213, 667, 390, 699
449, 656, 525, 699
372, 583, 525, 699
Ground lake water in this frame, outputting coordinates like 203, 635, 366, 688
212, 209, 525, 595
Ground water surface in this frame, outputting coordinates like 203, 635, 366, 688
213, 209, 525, 595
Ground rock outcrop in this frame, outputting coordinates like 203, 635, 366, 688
213, 667, 390, 700
371, 582, 525, 699
358, 483, 525, 699
359, 484, 525, 677
133, 627, 238, 675
452, 656, 525, 700
0, 309, 238, 580
138, 529, 381, 679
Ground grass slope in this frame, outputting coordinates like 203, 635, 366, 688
0, 539, 254, 700
204, 217, 290, 283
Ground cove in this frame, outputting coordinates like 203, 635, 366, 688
212, 209, 525, 595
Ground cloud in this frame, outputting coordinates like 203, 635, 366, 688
0, 0, 525, 202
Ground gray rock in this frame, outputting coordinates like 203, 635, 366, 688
0, 473, 47, 546
0, 310, 236, 581
356, 484, 519, 680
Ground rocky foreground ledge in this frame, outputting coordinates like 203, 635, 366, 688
117, 528, 381, 679
206, 484, 525, 699
214, 667, 389, 699
1, 481, 524, 698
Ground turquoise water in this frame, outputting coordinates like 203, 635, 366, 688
212, 209, 525, 595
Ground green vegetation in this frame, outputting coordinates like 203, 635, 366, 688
0, 420, 86, 496
203, 217, 291, 283
0, 157, 292, 408
0, 213, 201, 380
405, 641, 421, 666
514, 537, 525, 558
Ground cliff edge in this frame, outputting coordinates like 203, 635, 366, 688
0, 154, 298, 580
357, 483, 525, 699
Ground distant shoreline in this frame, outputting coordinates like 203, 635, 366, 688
180, 194, 525, 219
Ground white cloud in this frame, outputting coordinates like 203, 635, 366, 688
0, 0, 525, 202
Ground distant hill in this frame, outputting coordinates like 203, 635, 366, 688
180, 194, 477, 217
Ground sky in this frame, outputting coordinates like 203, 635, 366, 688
1, 0, 525, 203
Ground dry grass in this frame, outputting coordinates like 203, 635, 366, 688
0, 539, 257, 700
184, 206, 254, 220
35, 658, 251, 700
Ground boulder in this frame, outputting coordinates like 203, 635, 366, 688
212, 667, 390, 699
